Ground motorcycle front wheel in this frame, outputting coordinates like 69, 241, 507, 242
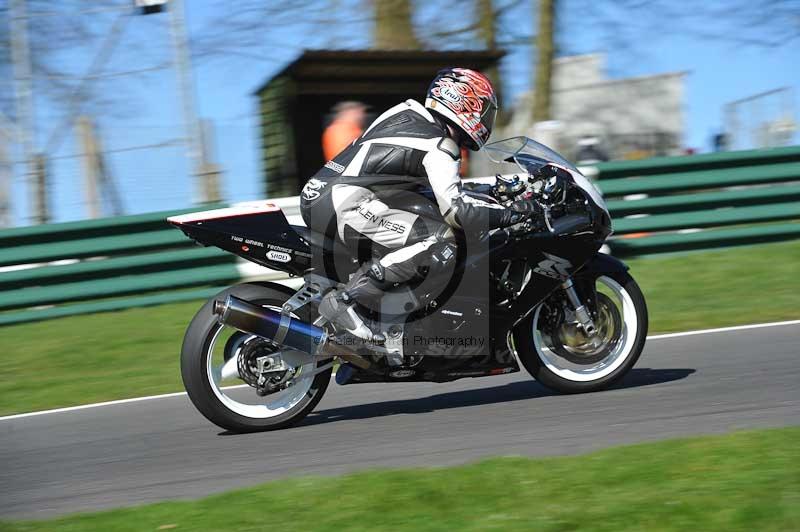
181, 282, 332, 432
515, 270, 648, 393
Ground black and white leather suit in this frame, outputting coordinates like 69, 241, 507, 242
300, 99, 522, 307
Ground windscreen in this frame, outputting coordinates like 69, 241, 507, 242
484, 136, 580, 174
484, 136, 607, 212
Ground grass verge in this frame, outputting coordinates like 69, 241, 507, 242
1, 240, 798, 416
627, 240, 799, 332
3, 427, 799, 531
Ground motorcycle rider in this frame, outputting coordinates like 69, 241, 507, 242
300, 67, 534, 341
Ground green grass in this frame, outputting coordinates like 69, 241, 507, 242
3, 427, 799, 531
0, 301, 200, 416
1, 240, 798, 416
628, 240, 800, 332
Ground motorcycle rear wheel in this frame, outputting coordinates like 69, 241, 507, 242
181, 282, 332, 432
515, 270, 648, 393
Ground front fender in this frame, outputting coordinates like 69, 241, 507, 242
576, 252, 629, 278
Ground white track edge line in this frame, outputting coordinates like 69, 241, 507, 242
0, 385, 246, 422
2, 319, 798, 422
646, 319, 800, 340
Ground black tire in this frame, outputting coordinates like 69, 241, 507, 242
180, 282, 332, 432
514, 270, 648, 393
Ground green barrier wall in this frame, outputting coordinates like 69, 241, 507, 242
1, 145, 798, 325
594, 145, 800, 256
0, 205, 239, 325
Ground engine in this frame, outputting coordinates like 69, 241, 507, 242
403, 297, 491, 362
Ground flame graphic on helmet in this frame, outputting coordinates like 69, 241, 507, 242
431, 68, 496, 115
426, 67, 498, 150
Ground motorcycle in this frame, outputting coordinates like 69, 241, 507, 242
169, 136, 648, 432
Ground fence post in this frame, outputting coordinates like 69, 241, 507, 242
0, 132, 11, 227
77, 116, 101, 219
199, 119, 222, 203
32, 154, 50, 224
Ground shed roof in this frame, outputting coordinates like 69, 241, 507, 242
254, 49, 504, 96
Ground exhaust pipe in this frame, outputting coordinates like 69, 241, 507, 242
213, 295, 373, 370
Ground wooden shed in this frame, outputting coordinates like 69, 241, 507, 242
254, 49, 503, 198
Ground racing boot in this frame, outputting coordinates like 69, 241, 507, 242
317, 262, 387, 343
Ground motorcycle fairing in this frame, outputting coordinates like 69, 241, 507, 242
165, 136, 613, 384
167, 203, 312, 276
575, 253, 629, 277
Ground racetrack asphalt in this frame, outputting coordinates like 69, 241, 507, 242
1, 323, 798, 520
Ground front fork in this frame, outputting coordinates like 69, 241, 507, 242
561, 278, 597, 335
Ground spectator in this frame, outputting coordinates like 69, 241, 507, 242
575, 135, 609, 165
322, 101, 368, 161
713, 132, 729, 152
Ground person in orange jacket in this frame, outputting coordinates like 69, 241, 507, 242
322, 101, 369, 161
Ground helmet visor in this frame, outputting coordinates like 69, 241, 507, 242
481, 102, 497, 135
470, 101, 497, 149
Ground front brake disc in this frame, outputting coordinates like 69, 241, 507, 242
550, 293, 622, 365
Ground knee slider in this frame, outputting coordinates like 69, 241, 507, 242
428, 243, 456, 276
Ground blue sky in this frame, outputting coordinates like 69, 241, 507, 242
7, 1, 799, 226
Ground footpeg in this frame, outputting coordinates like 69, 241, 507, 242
318, 290, 384, 343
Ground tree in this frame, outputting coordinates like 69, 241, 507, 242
532, 0, 554, 122
0, 1, 126, 122
575, 0, 800, 50
410, 0, 526, 119
373, 0, 420, 49
476, 0, 503, 110
476, 0, 497, 49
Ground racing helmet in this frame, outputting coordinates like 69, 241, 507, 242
425, 67, 498, 151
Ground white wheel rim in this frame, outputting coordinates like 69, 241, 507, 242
532, 276, 638, 382
205, 306, 317, 419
